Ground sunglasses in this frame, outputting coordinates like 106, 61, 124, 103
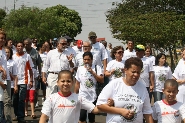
116, 51, 123, 54
60, 43, 67, 45
90, 36, 96, 39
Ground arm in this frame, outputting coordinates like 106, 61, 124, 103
0, 81, 6, 90
103, 59, 107, 74
39, 113, 49, 123
29, 69, 33, 88
149, 71, 154, 92
74, 80, 80, 94
143, 114, 154, 123
14, 76, 18, 93
105, 70, 115, 77
91, 71, 104, 83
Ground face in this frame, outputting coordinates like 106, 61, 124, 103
0, 34, 5, 47
16, 43, 24, 53
163, 85, 178, 103
182, 50, 185, 60
114, 49, 123, 60
58, 39, 67, 51
24, 40, 32, 50
7, 40, 13, 48
102, 42, 107, 48
124, 64, 141, 86
83, 55, 93, 65
159, 55, 166, 65
44, 42, 50, 50
89, 36, 97, 43
32, 40, 37, 46
136, 51, 145, 58
57, 73, 73, 94
83, 42, 91, 52
5, 48, 10, 60
145, 48, 151, 57
41, 44, 46, 52
127, 41, 134, 49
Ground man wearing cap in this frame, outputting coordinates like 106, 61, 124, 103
88, 31, 108, 72
135, 44, 154, 98
42, 37, 74, 98
122, 40, 136, 61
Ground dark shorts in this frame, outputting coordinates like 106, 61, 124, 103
36, 78, 46, 90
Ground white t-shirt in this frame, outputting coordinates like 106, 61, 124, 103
75, 65, 103, 102
106, 60, 125, 81
7, 59, 17, 88
65, 46, 77, 57
41, 92, 95, 123
91, 42, 108, 67
122, 49, 136, 61
152, 100, 185, 123
96, 78, 153, 123
0, 72, 6, 101
72, 46, 82, 55
27, 68, 37, 90
153, 66, 172, 92
139, 57, 154, 87
105, 49, 112, 64
74, 52, 98, 67
12, 53, 34, 85
144, 55, 155, 66
173, 59, 185, 94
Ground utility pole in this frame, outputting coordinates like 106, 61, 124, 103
14, 0, 15, 10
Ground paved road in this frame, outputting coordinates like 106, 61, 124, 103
11, 90, 106, 123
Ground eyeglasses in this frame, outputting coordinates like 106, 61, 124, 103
116, 51, 123, 54
60, 43, 67, 45
90, 36, 96, 39
83, 46, 90, 48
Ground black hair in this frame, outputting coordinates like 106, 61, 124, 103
4, 46, 13, 59
36, 42, 45, 51
111, 46, 124, 59
124, 57, 143, 70
15, 41, 24, 47
155, 53, 167, 66
58, 70, 73, 80
83, 51, 93, 60
164, 79, 178, 90
45, 40, 52, 50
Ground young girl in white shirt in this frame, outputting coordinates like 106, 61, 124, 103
153, 53, 172, 102
39, 70, 101, 123
152, 79, 185, 123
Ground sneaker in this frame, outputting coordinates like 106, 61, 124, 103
12, 116, 17, 121
35, 101, 39, 108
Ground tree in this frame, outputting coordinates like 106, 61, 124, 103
0, 9, 6, 28
106, 0, 185, 70
2, 5, 82, 41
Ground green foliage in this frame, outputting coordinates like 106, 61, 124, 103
2, 5, 82, 41
0, 9, 6, 28
106, 0, 185, 49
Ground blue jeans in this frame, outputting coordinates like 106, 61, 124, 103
0, 101, 5, 123
13, 84, 27, 121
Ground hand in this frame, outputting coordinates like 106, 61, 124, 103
120, 108, 135, 119
28, 81, 33, 89
107, 98, 114, 106
87, 67, 93, 74
42, 77, 47, 83
110, 69, 115, 75
66, 54, 74, 62
149, 85, 154, 92
14, 85, 18, 93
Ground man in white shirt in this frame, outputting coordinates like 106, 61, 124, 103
122, 40, 136, 61
42, 37, 74, 98
88, 31, 108, 72
135, 45, 154, 95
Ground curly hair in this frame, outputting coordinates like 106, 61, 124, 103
111, 46, 124, 59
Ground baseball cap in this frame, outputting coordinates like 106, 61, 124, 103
135, 44, 145, 51
88, 31, 97, 37
64, 35, 73, 41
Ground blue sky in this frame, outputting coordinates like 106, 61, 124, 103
1, 0, 125, 47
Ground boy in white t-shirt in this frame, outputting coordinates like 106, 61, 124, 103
0, 72, 7, 123
152, 79, 185, 123
40, 70, 102, 123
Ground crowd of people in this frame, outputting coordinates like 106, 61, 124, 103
0, 29, 185, 123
